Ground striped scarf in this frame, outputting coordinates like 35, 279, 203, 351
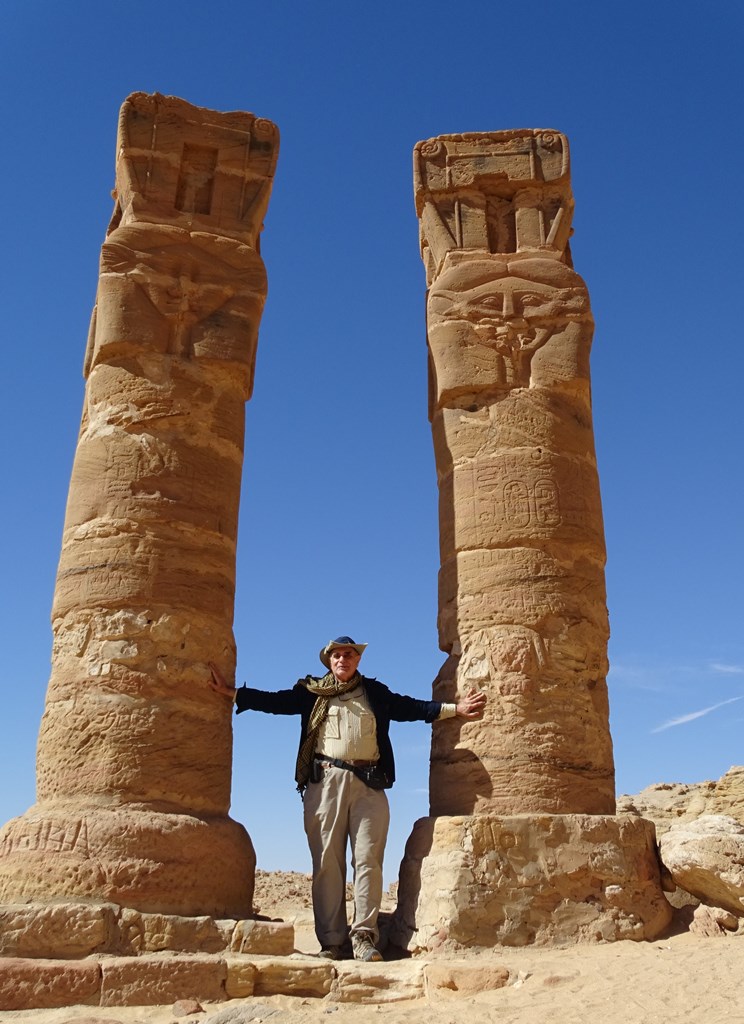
295, 671, 361, 793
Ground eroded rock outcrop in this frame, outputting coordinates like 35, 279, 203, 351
689, 903, 740, 936
659, 815, 744, 918
618, 766, 744, 835
0, 93, 278, 921
619, 767, 744, 927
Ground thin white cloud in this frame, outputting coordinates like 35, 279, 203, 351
710, 663, 744, 675
608, 664, 670, 692
651, 695, 744, 733
612, 660, 744, 692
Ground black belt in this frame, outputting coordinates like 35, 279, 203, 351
315, 754, 379, 771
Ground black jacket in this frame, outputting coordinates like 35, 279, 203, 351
235, 675, 442, 788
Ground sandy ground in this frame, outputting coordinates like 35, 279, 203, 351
3, 871, 742, 1024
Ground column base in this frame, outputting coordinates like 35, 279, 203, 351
390, 813, 672, 950
0, 802, 255, 918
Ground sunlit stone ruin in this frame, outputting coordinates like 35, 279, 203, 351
0, 93, 291, 989
0, 102, 686, 1011
390, 131, 671, 949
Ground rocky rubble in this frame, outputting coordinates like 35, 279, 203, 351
659, 815, 744, 918
621, 767, 744, 930
617, 766, 744, 835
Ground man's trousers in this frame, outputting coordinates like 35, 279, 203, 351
303, 762, 390, 947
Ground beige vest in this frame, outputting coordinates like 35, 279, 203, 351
316, 685, 380, 761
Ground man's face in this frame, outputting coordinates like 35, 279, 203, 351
329, 646, 361, 682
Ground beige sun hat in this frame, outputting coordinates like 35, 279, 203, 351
319, 636, 368, 669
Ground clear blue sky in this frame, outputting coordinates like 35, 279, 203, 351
1, 1, 742, 882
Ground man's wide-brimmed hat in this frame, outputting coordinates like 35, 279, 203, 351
320, 636, 368, 669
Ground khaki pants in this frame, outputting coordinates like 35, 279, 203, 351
303, 762, 390, 947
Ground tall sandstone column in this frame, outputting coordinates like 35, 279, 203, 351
0, 93, 278, 919
420, 131, 614, 815
392, 131, 672, 948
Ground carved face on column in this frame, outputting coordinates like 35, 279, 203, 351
85, 223, 267, 374
427, 253, 592, 403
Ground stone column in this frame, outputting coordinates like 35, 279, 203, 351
0, 93, 278, 920
392, 132, 671, 948
419, 131, 614, 816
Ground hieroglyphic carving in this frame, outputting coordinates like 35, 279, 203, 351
417, 131, 614, 816
0, 93, 278, 919
0, 817, 90, 858
441, 453, 601, 556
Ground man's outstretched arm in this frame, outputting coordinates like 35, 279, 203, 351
208, 661, 307, 715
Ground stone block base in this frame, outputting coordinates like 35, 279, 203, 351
0, 957, 101, 1011
0, 953, 508, 1010
390, 813, 673, 950
100, 954, 227, 1007
0, 902, 294, 958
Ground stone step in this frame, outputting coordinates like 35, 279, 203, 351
0, 903, 294, 958
0, 952, 510, 1011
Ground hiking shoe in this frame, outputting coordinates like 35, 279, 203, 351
318, 945, 344, 960
352, 934, 383, 962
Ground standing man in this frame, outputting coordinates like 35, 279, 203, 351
209, 636, 486, 962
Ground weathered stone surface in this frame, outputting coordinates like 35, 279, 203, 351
119, 908, 233, 953
230, 919, 295, 955
0, 92, 278, 925
173, 997, 205, 1016
0, 957, 101, 1010
392, 814, 672, 950
393, 131, 666, 950
0, 902, 118, 958
413, 132, 613, 817
224, 956, 258, 998
100, 953, 226, 1006
424, 961, 510, 994
618, 766, 744, 835
0, 807, 255, 917
332, 961, 425, 1003
689, 903, 739, 936
710, 766, 744, 821
0, 900, 293, 960
707, 904, 740, 930
618, 767, 744, 919
659, 815, 744, 917
252, 957, 334, 998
